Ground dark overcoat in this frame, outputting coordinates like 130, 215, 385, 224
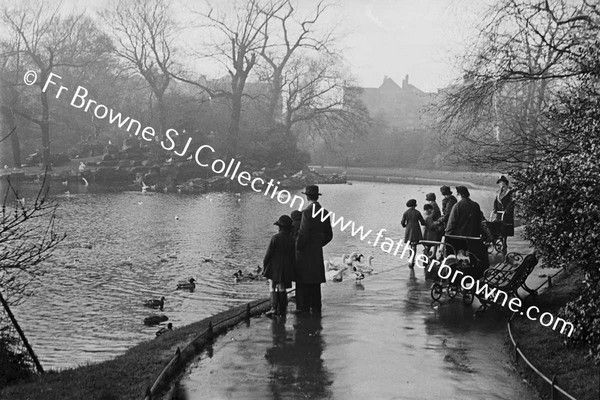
401, 208, 425, 243
493, 187, 515, 237
445, 197, 483, 237
263, 231, 295, 287
440, 195, 457, 225
295, 202, 333, 284
430, 201, 442, 221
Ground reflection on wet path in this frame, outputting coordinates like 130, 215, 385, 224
179, 265, 538, 400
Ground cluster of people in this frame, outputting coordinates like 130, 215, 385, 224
262, 185, 333, 317
401, 177, 515, 266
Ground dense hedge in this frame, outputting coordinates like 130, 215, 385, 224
512, 93, 600, 364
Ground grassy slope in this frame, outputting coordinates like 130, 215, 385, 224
511, 270, 598, 400
0, 299, 269, 400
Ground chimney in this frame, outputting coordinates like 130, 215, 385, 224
402, 74, 409, 88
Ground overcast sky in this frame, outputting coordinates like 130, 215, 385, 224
64, 0, 491, 93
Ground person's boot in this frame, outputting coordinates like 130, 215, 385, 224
265, 292, 278, 317
278, 291, 288, 316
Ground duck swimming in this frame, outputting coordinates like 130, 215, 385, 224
352, 267, 365, 283
176, 278, 196, 290
144, 314, 168, 326
156, 323, 173, 336
144, 296, 166, 311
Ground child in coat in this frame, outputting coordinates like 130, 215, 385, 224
401, 199, 425, 268
263, 215, 295, 317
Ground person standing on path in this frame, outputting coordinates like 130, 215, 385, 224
493, 175, 515, 252
294, 185, 333, 315
401, 199, 425, 268
436, 186, 457, 231
445, 186, 482, 237
263, 215, 296, 317
425, 193, 441, 221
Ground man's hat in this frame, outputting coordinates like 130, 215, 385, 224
426, 193, 436, 201
456, 186, 470, 197
440, 185, 452, 196
302, 185, 322, 196
496, 175, 509, 185
274, 215, 293, 227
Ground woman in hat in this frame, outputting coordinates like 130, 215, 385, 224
263, 215, 296, 317
425, 193, 441, 221
401, 199, 425, 268
493, 176, 515, 251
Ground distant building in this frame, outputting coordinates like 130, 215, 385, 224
345, 75, 434, 130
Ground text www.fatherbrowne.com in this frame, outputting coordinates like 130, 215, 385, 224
310, 206, 575, 337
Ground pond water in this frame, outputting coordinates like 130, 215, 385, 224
2, 179, 498, 371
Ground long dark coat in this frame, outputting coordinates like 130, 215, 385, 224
263, 231, 295, 288
440, 195, 457, 225
430, 201, 441, 221
445, 197, 483, 237
295, 202, 333, 285
493, 187, 515, 237
401, 208, 425, 243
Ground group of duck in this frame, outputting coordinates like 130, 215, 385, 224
141, 277, 197, 336
325, 253, 374, 283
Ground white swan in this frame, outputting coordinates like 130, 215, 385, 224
326, 267, 346, 282
354, 255, 374, 274
81, 177, 89, 186
141, 181, 149, 193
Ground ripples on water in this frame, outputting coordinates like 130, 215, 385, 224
3, 180, 495, 370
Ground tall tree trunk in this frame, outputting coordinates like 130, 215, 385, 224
229, 93, 242, 156
40, 90, 51, 170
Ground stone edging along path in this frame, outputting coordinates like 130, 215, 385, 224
144, 297, 273, 400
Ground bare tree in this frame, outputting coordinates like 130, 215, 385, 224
0, 176, 65, 306
435, 0, 598, 168
1, 1, 111, 169
175, 0, 287, 156
258, 0, 335, 125
100, 0, 178, 140
282, 53, 369, 142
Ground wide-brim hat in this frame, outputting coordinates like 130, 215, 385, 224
440, 185, 452, 195
302, 185, 322, 196
426, 192, 436, 201
274, 215, 293, 227
456, 186, 470, 197
496, 175, 509, 185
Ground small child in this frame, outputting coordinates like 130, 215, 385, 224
422, 203, 441, 259
290, 210, 302, 239
401, 199, 425, 268
262, 215, 295, 317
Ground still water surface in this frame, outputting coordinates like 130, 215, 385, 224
4, 180, 497, 370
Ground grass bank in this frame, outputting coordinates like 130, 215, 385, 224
0, 299, 269, 400
311, 166, 499, 188
511, 269, 598, 399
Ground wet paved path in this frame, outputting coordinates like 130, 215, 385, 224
178, 236, 544, 400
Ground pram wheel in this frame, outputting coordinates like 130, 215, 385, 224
447, 283, 459, 298
463, 290, 474, 306
431, 283, 443, 301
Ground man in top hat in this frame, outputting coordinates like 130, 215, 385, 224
294, 185, 333, 314
445, 186, 482, 237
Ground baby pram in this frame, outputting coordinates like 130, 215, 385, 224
421, 235, 490, 305
482, 211, 505, 254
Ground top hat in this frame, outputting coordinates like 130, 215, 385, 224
496, 175, 509, 185
425, 192, 436, 201
440, 185, 452, 196
302, 185, 322, 196
456, 186, 470, 197
274, 215, 293, 227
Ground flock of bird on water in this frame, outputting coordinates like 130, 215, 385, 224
139, 252, 375, 337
